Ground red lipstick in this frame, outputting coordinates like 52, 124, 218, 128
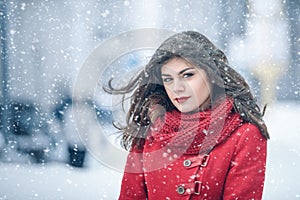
175, 97, 190, 104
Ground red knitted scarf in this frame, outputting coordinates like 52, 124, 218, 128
149, 98, 242, 155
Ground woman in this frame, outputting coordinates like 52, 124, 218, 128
105, 31, 269, 199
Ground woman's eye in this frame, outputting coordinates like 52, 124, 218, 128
162, 77, 172, 83
183, 73, 194, 78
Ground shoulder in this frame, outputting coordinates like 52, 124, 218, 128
234, 123, 264, 139
230, 123, 267, 153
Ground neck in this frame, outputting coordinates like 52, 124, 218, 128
185, 95, 211, 114
199, 95, 211, 111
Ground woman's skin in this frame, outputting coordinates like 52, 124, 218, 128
161, 57, 211, 113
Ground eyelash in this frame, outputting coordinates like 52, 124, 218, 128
182, 73, 194, 78
163, 78, 172, 83
162, 72, 195, 83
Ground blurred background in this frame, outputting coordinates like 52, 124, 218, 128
0, 0, 299, 199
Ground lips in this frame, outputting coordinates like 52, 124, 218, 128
175, 96, 190, 104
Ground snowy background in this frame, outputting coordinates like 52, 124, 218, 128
0, 0, 299, 199
1, 102, 300, 199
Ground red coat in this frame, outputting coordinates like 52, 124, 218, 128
119, 123, 267, 200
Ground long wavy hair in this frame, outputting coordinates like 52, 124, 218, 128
104, 31, 269, 150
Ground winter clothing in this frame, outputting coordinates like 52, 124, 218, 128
119, 100, 267, 200
148, 98, 242, 155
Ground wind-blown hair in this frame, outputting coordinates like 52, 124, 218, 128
104, 31, 269, 150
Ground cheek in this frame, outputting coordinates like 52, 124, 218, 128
165, 87, 174, 99
193, 80, 211, 99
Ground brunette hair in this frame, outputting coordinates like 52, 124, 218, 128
104, 31, 269, 150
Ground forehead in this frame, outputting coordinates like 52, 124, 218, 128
161, 58, 195, 73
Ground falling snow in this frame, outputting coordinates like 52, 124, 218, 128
0, 0, 299, 199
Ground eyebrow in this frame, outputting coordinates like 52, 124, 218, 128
161, 67, 195, 76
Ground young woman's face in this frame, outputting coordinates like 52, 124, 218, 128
161, 58, 211, 113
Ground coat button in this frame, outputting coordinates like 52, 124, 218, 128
177, 186, 185, 195
183, 159, 192, 167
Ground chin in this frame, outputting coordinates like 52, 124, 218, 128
176, 107, 196, 113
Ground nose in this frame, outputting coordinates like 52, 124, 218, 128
172, 79, 185, 93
